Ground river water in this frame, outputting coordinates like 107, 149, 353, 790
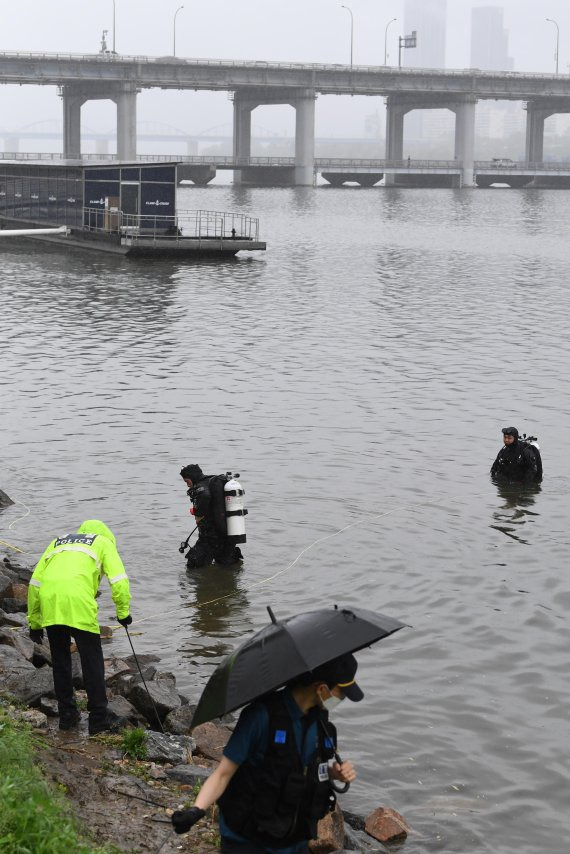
1, 185, 569, 853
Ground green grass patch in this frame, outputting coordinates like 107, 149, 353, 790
120, 727, 148, 761
0, 711, 113, 853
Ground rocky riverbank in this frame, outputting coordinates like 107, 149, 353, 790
0, 551, 408, 853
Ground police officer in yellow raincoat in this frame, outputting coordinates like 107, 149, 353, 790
27, 519, 132, 735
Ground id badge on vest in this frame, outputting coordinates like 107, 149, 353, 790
318, 762, 329, 782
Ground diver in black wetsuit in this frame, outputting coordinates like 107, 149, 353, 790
180, 464, 242, 569
490, 427, 541, 484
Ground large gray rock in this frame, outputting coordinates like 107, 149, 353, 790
343, 825, 388, 852
145, 731, 195, 764
0, 626, 35, 661
165, 764, 212, 785
127, 676, 182, 725
1, 598, 27, 614
0, 489, 14, 507
0, 647, 54, 704
164, 703, 197, 735
107, 695, 147, 726
2, 558, 32, 584
0, 572, 14, 597
0, 608, 27, 628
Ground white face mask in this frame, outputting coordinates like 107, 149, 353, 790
320, 689, 345, 713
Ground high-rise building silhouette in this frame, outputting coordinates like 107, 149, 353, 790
403, 0, 447, 68
471, 6, 513, 71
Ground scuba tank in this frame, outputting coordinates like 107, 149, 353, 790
224, 473, 247, 544
519, 434, 543, 481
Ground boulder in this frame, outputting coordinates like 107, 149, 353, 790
2, 558, 32, 584
364, 808, 409, 844
164, 704, 197, 735
19, 709, 48, 728
191, 721, 232, 761
127, 677, 182, 725
123, 653, 160, 668
0, 572, 14, 597
309, 803, 345, 853
0, 626, 35, 661
165, 764, 212, 785
0, 647, 55, 704
1, 598, 27, 614
38, 697, 59, 717
0, 608, 27, 628
104, 656, 132, 682
145, 731, 195, 764
107, 695, 147, 726
344, 824, 388, 852
0, 488, 14, 507
0, 582, 28, 604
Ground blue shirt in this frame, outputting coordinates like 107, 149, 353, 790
220, 688, 320, 854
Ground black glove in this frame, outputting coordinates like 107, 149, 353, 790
118, 615, 132, 627
29, 628, 44, 644
171, 807, 206, 834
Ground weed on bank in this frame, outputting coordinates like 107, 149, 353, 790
0, 707, 115, 854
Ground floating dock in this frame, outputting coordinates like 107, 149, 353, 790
0, 158, 266, 256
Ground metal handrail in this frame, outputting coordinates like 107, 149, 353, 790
82, 207, 259, 241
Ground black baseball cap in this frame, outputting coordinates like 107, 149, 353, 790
311, 653, 364, 702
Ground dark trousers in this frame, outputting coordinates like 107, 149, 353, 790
46, 624, 108, 729
186, 535, 242, 569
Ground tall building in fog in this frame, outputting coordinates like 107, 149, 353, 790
471, 6, 513, 71
403, 0, 447, 69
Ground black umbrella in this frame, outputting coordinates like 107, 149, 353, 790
191, 604, 406, 727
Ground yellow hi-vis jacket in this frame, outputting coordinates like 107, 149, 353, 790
27, 519, 131, 635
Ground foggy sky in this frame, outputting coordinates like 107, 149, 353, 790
1, 0, 569, 141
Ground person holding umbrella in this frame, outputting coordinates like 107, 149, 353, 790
172, 652, 361, 852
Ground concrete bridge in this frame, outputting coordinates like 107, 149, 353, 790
2, 150, 568, 188
1, 50, 570, 186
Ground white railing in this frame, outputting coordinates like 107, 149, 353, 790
83, 207, 260, 242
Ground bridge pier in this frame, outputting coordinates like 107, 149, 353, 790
62, 91, 84, 157
385, 94, 476, 187
61, 83, 139, 160
232, 87, 316, 186
384, 97, 405, 186
115, 85, 138, 161
453, 97, 476, 187
232, 96, 254, 185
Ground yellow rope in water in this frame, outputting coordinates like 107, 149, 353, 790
0, 539, 24, 553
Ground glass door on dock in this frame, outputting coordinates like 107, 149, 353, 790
120, 182, 140, 227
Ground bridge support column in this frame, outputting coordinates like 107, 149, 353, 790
232, 98, 254, 185
454, 97, 476, 187
385, 97, 406, 186
62, 90, 84, 158
525, 103, 549, 164
114, 85, 138, 160
294, 91, 316, 186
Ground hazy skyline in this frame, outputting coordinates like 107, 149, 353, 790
1, 0, 569, 144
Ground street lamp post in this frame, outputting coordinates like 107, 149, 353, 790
173, 5, 184, 57
341, 5, 354, 69
384, 17, 397, 65
546, 18, 560, 75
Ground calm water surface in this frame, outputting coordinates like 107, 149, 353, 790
1, 186, 570, 853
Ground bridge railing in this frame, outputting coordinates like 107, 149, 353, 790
83, 207, 260, 242
0, 50, 569, 81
